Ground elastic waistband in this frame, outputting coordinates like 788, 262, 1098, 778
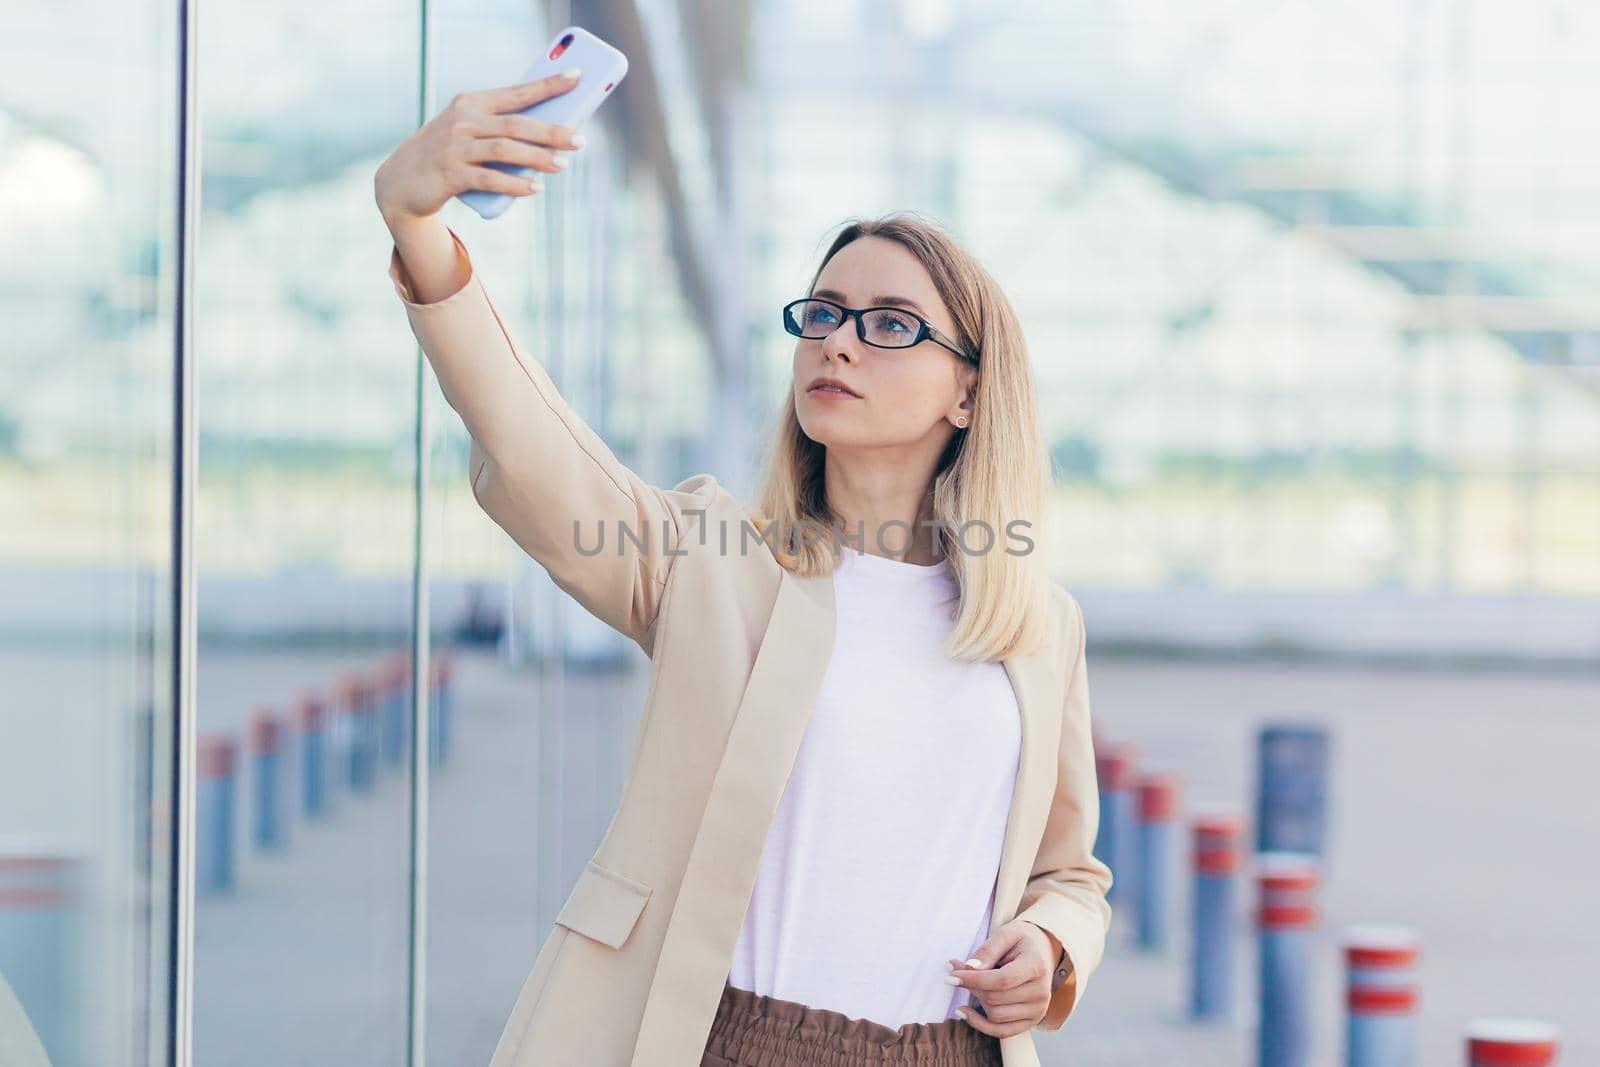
704, 980, 1004, 1066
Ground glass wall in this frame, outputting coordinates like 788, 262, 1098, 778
187, 0, 425, 1060
0, 0, 182, 1062
1, 0, 725, 1062
419, 7, 713, 1060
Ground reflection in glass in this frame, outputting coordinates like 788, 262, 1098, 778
187, 0, 423, 1062
0, 0, 182, 1061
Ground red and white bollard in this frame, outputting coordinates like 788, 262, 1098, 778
1190, 809, 1245, 1022
1095, 740, 1139, 909
1256, 851, 1320, 1067
1466, 1019, 1559, 1067
1135, 768, 1180, 949
1343, 925, 1420, 1067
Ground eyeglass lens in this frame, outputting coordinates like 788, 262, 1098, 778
788, 299, 923, 349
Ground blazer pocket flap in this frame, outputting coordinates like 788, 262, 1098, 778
554, 859, 653, 950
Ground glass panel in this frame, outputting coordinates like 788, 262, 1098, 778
188, 2, 423, 1063
419, 9, 713, 1061
412, 14, 561, 1063
0, 0, 182, 1063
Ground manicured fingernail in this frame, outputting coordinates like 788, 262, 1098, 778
563, 68, 581, 79
965, 958, 983, 968
570, 132, 587, 149
527, 179, 543, 193
945, 974, 962, 986
550, 155, 567, 170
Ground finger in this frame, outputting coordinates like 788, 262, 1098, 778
960, 1004, 1024, 1036
955, 1005, 994, 1036
459, 163, 545, 198
956, 1003, 1023, 1039
993, 999, 1043, 1027
994, 958, 1045, 992
495, 113, 585, 151
972, 983, 1032, 1011
955, 958, 1034, 993
476, 69, 581, 114
459, 135, 570, 173
966, 925, 1025, 972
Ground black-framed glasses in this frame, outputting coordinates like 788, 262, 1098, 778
781, 297, 979, 365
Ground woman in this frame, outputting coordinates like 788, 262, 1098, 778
375, 70, 1113, 1067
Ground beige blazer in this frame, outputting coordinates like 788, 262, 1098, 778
0, 971, 53, 1067
388, 229, 1114, 1067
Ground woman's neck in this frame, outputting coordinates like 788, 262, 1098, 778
822, 452, 942, 565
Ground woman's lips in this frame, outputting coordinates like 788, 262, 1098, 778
807, 385, 859, 399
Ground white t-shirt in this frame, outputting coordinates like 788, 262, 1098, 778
726, 542, 1023, 1028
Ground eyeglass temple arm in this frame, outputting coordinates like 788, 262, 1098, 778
929, 327, 978, 364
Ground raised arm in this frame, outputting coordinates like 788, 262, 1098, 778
387, 223, 719, 656
1014, 591, 1115, 1029
375, 78, 719, 655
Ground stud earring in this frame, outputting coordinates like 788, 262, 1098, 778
955, 416, 968, 428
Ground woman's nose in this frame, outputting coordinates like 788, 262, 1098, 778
823, 330, 856, 362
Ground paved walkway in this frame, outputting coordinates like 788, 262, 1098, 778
179, 647, 1597, 1065
1037, 653, 1600, 1066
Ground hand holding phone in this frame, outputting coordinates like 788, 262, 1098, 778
457, 26, 629, 220
374, 26, 627, 231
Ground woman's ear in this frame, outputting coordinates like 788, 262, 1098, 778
949, 372, 977, 428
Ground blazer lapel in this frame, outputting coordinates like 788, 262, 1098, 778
990, 651, 1057, 1067
990, 651, 1056, 936
630, 565, 837, 1066
630, 564, 1058, 1067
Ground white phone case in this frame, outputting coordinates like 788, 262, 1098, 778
457, 26, 629, 220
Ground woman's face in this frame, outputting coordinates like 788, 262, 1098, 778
791, 236, 975, 450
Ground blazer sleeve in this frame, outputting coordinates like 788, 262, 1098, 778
1013, 590, 1114, 1030
387, 226, 717, 656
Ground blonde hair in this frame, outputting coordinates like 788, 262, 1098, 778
746, 211, 1057, 662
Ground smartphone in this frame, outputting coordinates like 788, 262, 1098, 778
457, 26, 629, 220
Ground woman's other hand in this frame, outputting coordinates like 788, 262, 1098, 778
373, 70, 587, 226
944, 919, 1065, 1037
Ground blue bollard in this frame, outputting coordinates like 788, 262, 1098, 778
1135, 768, 1180, 951
298, 691, 329, 818
395, 653, 414, 769
427, 661, 442, 770
1190, 810, 1245, 1022
1095, 740, 1139, 910
341, 674, 378, 792
1344, 925, 1420, 1067
198, 733, 237, 893
379, 651, 408, 770
1255, 724, 1329, 863
431, 650, 455, 769
136, 701, 155, 877
250, 709, 286, 852
1256, 851, 1320, 1067
1465, 1019, 1559, 1067
0, 848, 86, 1065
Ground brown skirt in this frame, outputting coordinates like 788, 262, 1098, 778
700, 978, 1004, 1066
